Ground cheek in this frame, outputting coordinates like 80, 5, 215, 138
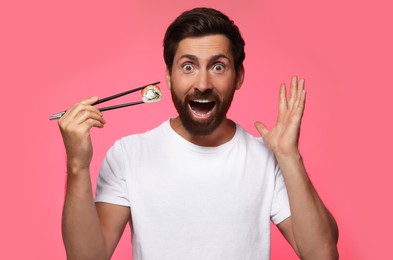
169, 81, 188, 100
171, 77, 194, 95
212, 79, 237, 94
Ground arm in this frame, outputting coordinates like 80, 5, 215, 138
254, 76, 339, 259
275, 155, 339, 259
59, 97, 130, 260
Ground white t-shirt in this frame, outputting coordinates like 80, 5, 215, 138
96, 120, 290, 260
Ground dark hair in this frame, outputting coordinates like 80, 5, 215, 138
163, 7, 245, 73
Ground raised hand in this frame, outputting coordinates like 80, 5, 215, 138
58, 96, 106, 172
254, 76, 306, 157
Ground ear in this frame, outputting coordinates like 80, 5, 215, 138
235, 64, 245, 90
166, 68, 171, 90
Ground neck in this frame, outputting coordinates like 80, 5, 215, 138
170, 117, 236, 147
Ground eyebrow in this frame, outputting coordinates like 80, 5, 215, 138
178, 54, 231, 62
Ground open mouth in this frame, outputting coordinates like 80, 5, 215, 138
189, 99, 216, 118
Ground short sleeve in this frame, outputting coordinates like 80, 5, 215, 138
270, 163, 291, 224
95, 140, 130, 207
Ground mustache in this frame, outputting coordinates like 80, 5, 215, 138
187, 89, 216, 100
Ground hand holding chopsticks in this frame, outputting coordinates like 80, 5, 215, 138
49, 82, 161, 120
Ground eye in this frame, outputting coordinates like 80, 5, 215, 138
182, 64, 194, 73
212, 64, 225, 72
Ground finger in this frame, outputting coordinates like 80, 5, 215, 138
60, 111, 106, 136
288, 76, 297, 109
293, 78, 305, 109
62, 98, 102, 123
80, 96, 99, 105
297, 89, 306, 116
254, 121, 269, 138
59, 105, 105, 131
75, 109, 106, 127
79, 117, 106, 132
61, 96, 100, 119
279, 84, 288, 113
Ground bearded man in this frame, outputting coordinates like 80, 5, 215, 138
59, 7, 338, 260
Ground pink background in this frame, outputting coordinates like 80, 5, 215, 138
1, 0, 392, 259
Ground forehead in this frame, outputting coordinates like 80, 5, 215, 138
174, 35, 233, 60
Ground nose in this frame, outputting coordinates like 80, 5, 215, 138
194, 69, 212, 92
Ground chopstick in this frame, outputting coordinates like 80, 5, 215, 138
49, 81, 160, 120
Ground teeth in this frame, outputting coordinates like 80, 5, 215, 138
194, 111, 207, 116
193, 99, 212, 103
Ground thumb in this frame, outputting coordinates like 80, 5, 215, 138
254, 121, 269, 138
80, 96, 99, 105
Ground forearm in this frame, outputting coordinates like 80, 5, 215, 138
62, 167, 107, 260
277, 153, 338, 259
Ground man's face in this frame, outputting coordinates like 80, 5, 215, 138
167, 35, 243, 136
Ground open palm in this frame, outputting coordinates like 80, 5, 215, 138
255, 76, 306, 157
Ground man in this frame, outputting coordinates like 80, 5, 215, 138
59, 7, 338, 260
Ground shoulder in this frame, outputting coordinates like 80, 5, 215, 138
118, 120, 168, 144
105, 120, 168, 158
234, 124, 278, 164
236, 125, 270, 151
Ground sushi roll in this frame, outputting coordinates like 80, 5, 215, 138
141, 84, 162, 103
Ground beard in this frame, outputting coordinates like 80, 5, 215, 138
171, 81, 236, 136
